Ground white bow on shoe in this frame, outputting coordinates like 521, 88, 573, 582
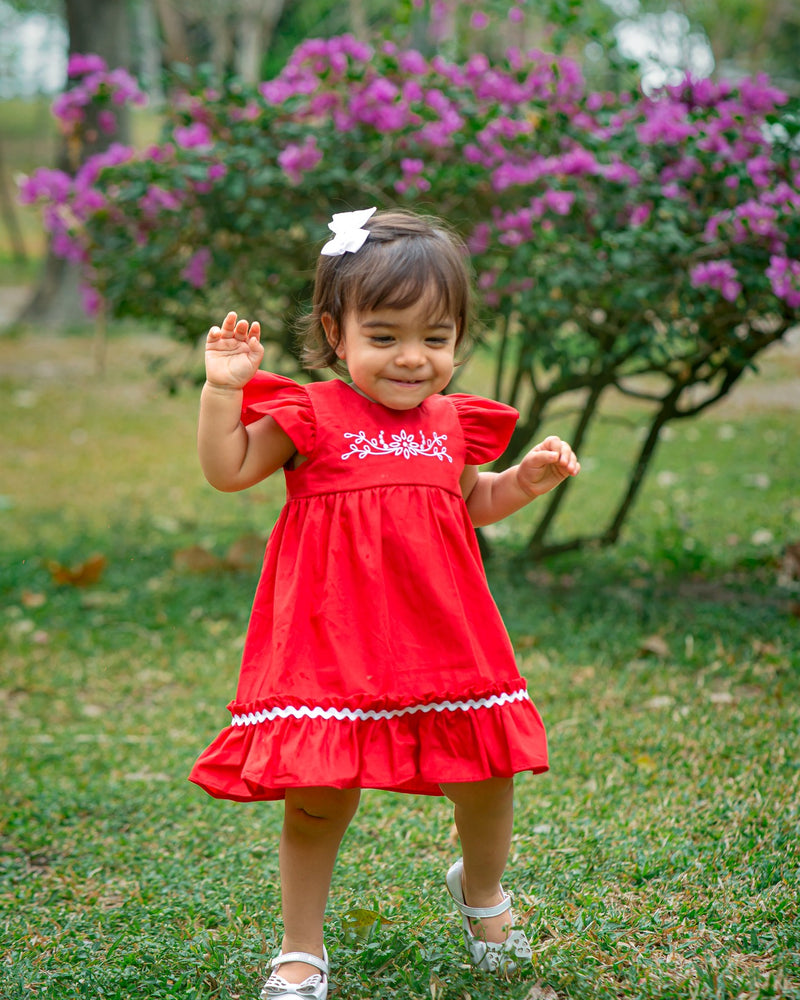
260, 949, 329, 999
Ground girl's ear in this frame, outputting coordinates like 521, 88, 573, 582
321, 313, 346, 359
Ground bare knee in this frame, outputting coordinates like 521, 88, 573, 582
440, 776, 514, 811
284, 786, 360, 837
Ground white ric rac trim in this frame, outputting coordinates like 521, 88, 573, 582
342, 429, 452, 462
231, 688, 530, 727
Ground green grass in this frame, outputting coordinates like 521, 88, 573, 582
1, 327, 798, 999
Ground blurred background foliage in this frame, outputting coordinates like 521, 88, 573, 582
2, 0, 799, 100
1, 0, 798, 559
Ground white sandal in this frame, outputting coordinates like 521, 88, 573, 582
446, 859, 533, 973
260, 948, 329, 999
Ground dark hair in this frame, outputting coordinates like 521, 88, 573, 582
300, 209, 473, 373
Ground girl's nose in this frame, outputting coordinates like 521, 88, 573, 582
396, 343, 425, 367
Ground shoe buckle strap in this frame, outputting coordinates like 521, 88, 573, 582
270, 951, 329, 975
454, 891, 512, 920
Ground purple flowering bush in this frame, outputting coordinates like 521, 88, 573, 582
20, 39, 800, 553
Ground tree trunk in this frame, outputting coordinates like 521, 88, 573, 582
349, 0, 368, 38
601, 383, 682, 547
134, 0, 164, 103
526, 378, 608, 555
210, 10, 233, 84
234, 0, 285, 84
154, 0, 191, 66
19, 0, 132, 328
0, 137, 27, 263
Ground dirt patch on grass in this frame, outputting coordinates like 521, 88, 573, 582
711, 326, 800, 414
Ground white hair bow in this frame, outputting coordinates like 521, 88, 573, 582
320, 206, 377, 256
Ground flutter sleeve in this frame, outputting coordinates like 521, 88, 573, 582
449, 393, 519, 465
241, 372, 316, 456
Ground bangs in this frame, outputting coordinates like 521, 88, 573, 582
349, 237, 466, 324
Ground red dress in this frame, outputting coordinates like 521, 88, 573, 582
190, 374, 548, 801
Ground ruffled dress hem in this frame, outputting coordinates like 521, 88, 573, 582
189, 680, 548, 802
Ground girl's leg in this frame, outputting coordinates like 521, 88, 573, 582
276, 786, 360, 984
440, 777, 515, 943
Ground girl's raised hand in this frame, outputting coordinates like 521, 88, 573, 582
517, 436, 580, 498
205, 311, 265, 390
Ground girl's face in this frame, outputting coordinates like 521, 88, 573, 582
323, 295, 458, 411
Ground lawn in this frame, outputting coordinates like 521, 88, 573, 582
1, 325, 798, 999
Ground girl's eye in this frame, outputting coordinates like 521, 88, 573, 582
370, 335, 394, 345
426, 337, 449, 345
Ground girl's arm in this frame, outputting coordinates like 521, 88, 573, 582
460, 435, 580, 527
198, 312, 297, 492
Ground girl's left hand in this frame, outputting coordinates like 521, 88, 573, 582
517, 436, 580, 497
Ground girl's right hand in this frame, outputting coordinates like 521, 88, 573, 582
205, 311, 265, 390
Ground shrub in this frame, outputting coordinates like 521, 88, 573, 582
20, 38, 800, 553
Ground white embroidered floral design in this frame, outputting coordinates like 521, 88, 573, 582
342, 429, 452, 462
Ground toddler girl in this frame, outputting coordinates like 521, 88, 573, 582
190, 207, 579, 999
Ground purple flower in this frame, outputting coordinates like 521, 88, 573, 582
689, 260, 742, 303
75, 144, 135, 187
543, 190, 575, 216
395, 158, 430, 195
470, 11, 490, 30
402, 79, 424, 104
400, 158, 424, 177
174, 122, 213, 150
141, 184, 183, 217
630, 203, 652, 227
738, 73, 788, 113
746, 154, 772, 188
278, 136, 322, 185
182, 248, 212, 289
603, 160, 640, 185
260, 79, 294, 104
556, 147, 598, 176
68, 53, 107, 78
765, 256, 800, 309
52, 90, 89, 126
469, 223, 491, 255
637, 101, 697, 145
80, 282, 102, 316
18, 168, 72, 206
97, 110, 117, 134
398, 50, 428, 75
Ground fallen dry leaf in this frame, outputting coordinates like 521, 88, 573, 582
523, 986, 561, 1000
634, 753, 657, 771
429, 972, 446, 1000
172, 545, 225, 574
639, 634, 670, 658
708, 690, 735, 704
643, 695, 674, 710
341, 906, 396, 944
173, 536, 267, 575
47, 553, 107, 587
21, 590, 47, 608
225, 533, 266, 572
